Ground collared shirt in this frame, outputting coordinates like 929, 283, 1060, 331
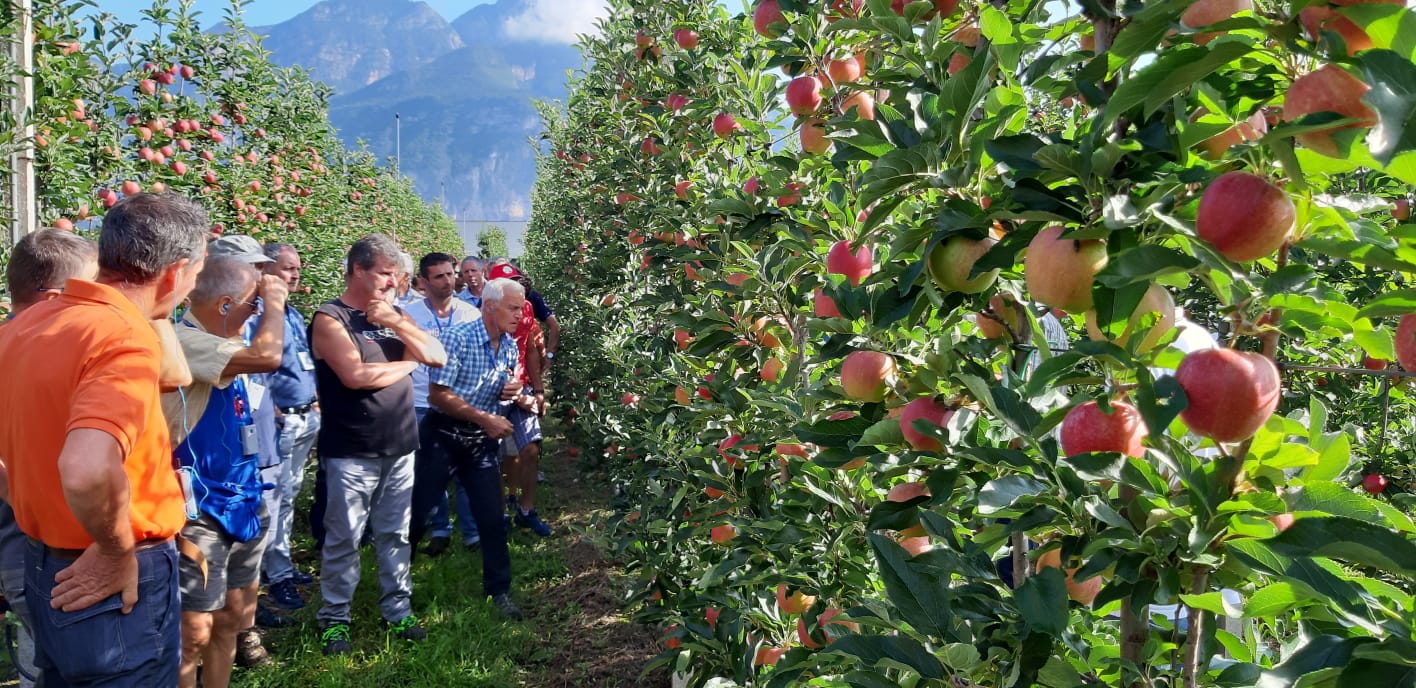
403, 297, 481, 408
255, 305, 317, 409
456, 288, 483, 309
430, 320, 518, 415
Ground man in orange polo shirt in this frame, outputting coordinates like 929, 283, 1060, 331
0, 193, 208, 687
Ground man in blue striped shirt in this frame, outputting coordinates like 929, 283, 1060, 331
424, 277, 530, 620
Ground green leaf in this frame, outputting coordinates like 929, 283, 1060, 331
1095, 245, 1201, 288
979, 6, 1017, 45
857, 146, 940, 210
1243, 581, 1312, 618
1257, 636, 1375, 688
1105, 43, 1252, 127
1016, 567, 1068, 636
978, 476, 1048, 515
1356, 289, 1416, 319
1359, 50, 1416, 166
1263, 516, 1416, 574
795, 414, 878, 448
858, 418, 906, 447
826, 635, 946, 680
1135, 371, 1188, 438
868, 533, 954, 639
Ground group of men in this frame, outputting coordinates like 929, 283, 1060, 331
0, 193, 559, 686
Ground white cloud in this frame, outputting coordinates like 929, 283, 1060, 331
501, 0, 610, 44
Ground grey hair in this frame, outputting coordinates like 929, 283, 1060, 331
460, 256, 483, 270
263, 242, 296, 262
482, 277, 525, 304
398, 251, 414, 277
189, 255, 258, 306
487, 256, 511, 267
346, 233, 402, 275
99, 193, 209, 284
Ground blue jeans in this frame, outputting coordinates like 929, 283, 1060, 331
26, 539, 180, 687
418, 408, 478, 543
261, 409, 321, 583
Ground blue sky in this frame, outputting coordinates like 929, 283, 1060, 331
103, 0, 498, 27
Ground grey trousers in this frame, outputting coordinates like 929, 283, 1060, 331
316, 453, 415, 626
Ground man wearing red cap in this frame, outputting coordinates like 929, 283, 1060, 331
484, 263, 553, 536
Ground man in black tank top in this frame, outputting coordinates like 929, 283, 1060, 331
306, 234, 447, 656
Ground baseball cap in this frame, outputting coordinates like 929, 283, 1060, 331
487, 263, 521, 280
208, 235, 273, 265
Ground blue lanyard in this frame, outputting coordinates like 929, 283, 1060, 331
426, 298, 453, 334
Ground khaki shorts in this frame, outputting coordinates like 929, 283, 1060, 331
178, 503, 269, 612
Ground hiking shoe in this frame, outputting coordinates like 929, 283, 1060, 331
388, 615, 427, 642
255, 603, 295, 628
492, 593, 523, 621
268, 579, 305, 610
321, 624, 353, 656
235, 629, 271, 668
291, 569, 315, 586
423, 535, 451, 557
515, 508, 553, 537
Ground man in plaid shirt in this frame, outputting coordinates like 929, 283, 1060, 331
424, 277, 530, 620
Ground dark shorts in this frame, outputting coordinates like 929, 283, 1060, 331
178, 503, 270, 612
500, 406, 543, 456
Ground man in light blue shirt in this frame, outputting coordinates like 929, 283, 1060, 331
403, 253, 482, 555
456, 256, 485, 308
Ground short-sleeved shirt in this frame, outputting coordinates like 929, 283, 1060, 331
312, 299, 418, 459
161, 316, 242, 446
257, 306, 317, 410
456, 288, 483, 309
431, 320, 518, 415
526, 290, 554, 322
402, 298, 480, 409
0, 279, 186, 549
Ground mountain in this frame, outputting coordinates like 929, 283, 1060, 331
249, 0, 584, 254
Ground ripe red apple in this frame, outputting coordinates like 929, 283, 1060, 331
743, 177, 760, 195
710, 524, 737, 544
713, 112, 740, 140
171, 161, 187, 176
777, 182, 802, 208
827, 241, 873, 286
139, 79, 156, 95
640, 138, 663, 155
840, 91, 875, 120
1084, 284, 1177, 353
1363, 355, 1389, 371
814, 288, 843, 318
675, 386, 691, 405
1180, 0, 1253, 41
786, 76, 823, 116
927, 235, 998, 294
892, 0, 961, 20
1283, 64, 1377, 157
1396, 314, 1416, 371
776, 584, 817, 615
1023, 225, 1108, 313
622, 393, 640, 406
1363, 474, 1388, 494
829, 0, 864, 19
53, 218, 74, 231
97, 188, 117, 208
827, 55, 863, 83
1194, 110, 1268, 159
976, 294, 1020, 340
840, 350, 896, 402
899, 398, 952, 450
1035, 549, 1102, 605
673, 29, 699, 49
756, 645, 787, 666
761, 357, 785, 382
801, 118, 831, 155
180, 64, 195, 79
1196, 171, 1296, 262
1175, 348, 1281, 442
754, 0, 786, 38
1269, 513, 1296, 531
121, 180, 141, 196
1394, 199, 1411, 221
1060, 400, 1147, 457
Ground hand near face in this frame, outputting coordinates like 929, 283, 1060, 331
365, 300, 402, 329
258, 274, 289, 307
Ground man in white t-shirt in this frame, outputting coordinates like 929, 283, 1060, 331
403, 253, 482, 555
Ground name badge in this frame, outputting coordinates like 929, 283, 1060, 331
241, 423, 261, 456
298, 351, 316, 371
247, 380, 267, 411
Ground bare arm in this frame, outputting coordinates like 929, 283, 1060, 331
429, 384, 513, 438
367, 301, 447, 367
51, 429, 139, 613
311, 312, 418, 390
224, 275, 289, 375
545, 315, 560, 356
151, 319, 193, 391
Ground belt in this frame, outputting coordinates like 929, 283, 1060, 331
27, 536, 172, 561
279, 403, 314, 415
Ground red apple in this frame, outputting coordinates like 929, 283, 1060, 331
1283, 64, 1377, 157
743, 177, 760, 195
171, 161, 187, 176
1060, 400, 1147, 457
622, 393, 640, 406
776, 584, 817, 615
1175, 348, 1281, 442
814, 288, 843, 318
1394, 199, 1411, 221
801, 118, 831, 155
1396, 314, 1416, 371
840, 91, 875, 120
139, 79, 156, 95
829, 0, 864, 19
827, 241, 873, 286
710, 524, 737, 544
977, 294, 1021, 341
1035, 549, 1102, 605
673, 29, 699, 49
713, 112, 741, 140
754, 0, 786, 38
756, 645, 787, 666
1023, 225, 1108, 313
761, 357, 785, 382
121, 180, 141, 196
1196, 171, 1296, 262
840, 350, 896, 402
777, 182, 802, 208
1194, 110, 1268, 159
1180, 0, 1253, 42
927, 235, 999, 294
787, 76, 823, 116
1363, 474, 1388, 494
640, 138, 663, 155
180, 64, 195, 79
1363, 355, 1389, 371
898, 397, 953, 451
827, 55, 863, 83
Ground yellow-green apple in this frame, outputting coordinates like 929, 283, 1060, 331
1196, 171, 1296, 262
801, 118, 831, 155
1175, 348, 1281, 442
1024, 225, 1108, 313
927, 234, 999, 294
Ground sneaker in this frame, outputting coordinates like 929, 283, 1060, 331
321, 623, 353, 656
235, 629, 272, 668
537, 471, 545, 483
255, 603, 295, 628
492, 593, 523, 621
423, 535, 451, 557
515, 508, 554, 537
464, 536, 482, 552
388, 615, 427, 642
268, 579, 305, 610
291, 569, 315, 586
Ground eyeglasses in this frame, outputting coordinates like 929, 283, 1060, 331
36, 286, 63, 294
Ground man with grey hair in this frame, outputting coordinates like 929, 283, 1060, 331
456, 256, 485, 307
0, 193, 207, 686
160, 254, 288, 688
426, 277, 528, 620
310, 233, 447, 655
394, 251, 419, 308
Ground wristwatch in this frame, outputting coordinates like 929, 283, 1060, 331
546, 351, 555, 360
